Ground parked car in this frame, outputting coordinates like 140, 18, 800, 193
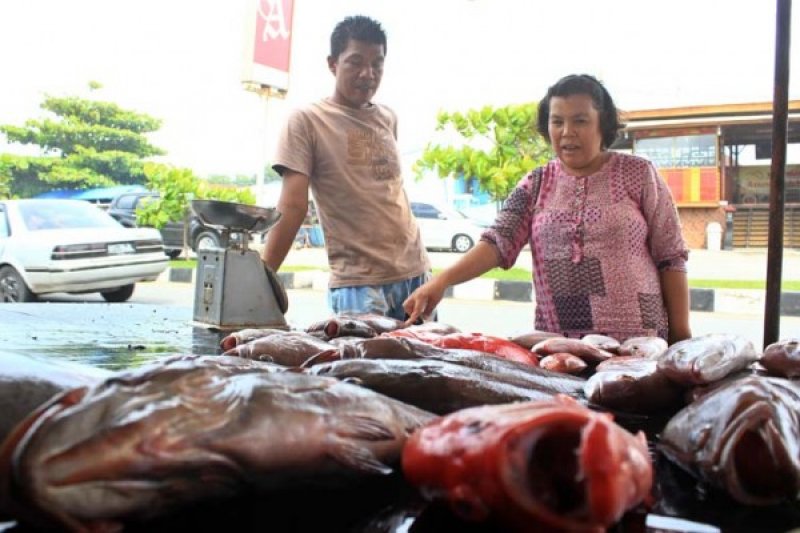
0, 199, 169, 303
107, 191, 228, 258
410, 202, 487, 253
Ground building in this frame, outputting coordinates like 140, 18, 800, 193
613, 101, 800, 249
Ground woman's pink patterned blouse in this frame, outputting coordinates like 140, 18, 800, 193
482, 152, 688, 341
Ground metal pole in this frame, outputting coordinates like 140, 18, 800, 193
763, 0, 792, 348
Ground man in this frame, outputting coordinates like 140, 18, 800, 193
263, 15, 431, 320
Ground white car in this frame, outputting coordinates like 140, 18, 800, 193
0, 199, 169, 302
410, 202, 487, 253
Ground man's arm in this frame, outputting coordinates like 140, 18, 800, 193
660, 269, 691, 344
262, 171, 311, 271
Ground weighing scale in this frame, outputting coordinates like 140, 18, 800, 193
191, 200, 289, 330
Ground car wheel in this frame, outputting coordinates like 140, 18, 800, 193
452, 234, 474, 253
194, 231, 221, 251
0, 266, 37, 302
101, 284, 135, 303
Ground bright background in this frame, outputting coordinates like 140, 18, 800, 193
0, 0, 797, 181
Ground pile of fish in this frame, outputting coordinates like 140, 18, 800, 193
0, 313, 799, 531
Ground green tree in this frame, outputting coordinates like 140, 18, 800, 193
0, 82, 164, 197
136, 163, 255, 230
415, 103, 553, 201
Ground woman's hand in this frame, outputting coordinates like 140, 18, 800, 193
403, 277, 449, 326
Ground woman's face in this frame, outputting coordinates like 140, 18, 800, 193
547, 93, 606, 176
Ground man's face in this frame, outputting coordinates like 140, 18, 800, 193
328, 39, 385, 109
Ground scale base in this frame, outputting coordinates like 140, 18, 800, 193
192, 248, 289, 331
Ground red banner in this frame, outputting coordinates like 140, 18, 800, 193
253, 0, 294, 72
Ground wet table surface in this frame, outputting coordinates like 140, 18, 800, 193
1, 304, 799, 532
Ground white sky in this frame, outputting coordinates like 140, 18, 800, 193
0, 0, 797, 179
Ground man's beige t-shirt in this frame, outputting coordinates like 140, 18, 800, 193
273, 99, 430, 288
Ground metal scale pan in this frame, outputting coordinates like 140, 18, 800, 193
190, 200, 288, 331
191, 200, 282, 247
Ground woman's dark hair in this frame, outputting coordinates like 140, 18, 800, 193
536, 74, 623, 149
330, 16, 387, 59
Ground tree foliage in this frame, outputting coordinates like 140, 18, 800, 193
136, 163, 255, 230
415, 103, 553, 201
0, 83, 164, 197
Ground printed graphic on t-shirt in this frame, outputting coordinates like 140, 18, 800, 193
346, 127, 399, 181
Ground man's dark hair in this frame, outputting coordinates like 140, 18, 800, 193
330, 15, 387, 59
536, 74, 624, 149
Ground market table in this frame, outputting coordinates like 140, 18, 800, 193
1, 303, 799, 532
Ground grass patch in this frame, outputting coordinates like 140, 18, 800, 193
169, 259, 195, 269
172, 259, 799, 290
689, 279, 800, 291
169, 259, 324, 274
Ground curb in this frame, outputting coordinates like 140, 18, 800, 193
160, 268, 800, 317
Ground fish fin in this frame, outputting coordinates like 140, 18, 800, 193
328, 442, 393, 475
335, 415, 396, 441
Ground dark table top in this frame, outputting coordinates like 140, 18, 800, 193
1, 303, 799, 532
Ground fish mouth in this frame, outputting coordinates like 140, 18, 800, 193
720, 400, 798, 504
499, 417, 590, 522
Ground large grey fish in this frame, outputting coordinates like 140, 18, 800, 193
320, 336, 585, 397
584, 356, 684, 413
306, 358, 575, 415
0, 355, 434, 532
223, 330, 339, 367
659, 375, 800, 505
0, 352, 111, 444
760, 338, 800, 378
618, 336, 668, 359
219, 327, 287, 351
305, 313, 405, 340
508, 330, 563, 350
656, 333, 760, 385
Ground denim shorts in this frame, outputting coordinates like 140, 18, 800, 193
327, 272, 433, 321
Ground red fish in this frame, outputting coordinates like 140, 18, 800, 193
430, 332, 539, 366
540, 352, 588, 374
402, 395, 653, 531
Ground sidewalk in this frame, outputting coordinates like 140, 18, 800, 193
164, 246, 800, 316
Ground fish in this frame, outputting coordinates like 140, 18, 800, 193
305, 314, 405, 340
508, 330, 563, 350
381, 321, 461, 343
219, 328, 287, 351
306, 358, 569, 415
581, 334, 621, 354
760, 338, 800, 378
0, 352, 111, 444
0, 355, 434, 531
618, 337, 668, 359
430, 333, 540, 366
532, 337, 615, 364
223, 330, 339, 367
539, 352, 588, 374
659, 375, 800, 505
584, 356, 684, 413
656, 334, 760, 385
325, 336, 586, 397
402, 395, 653, 531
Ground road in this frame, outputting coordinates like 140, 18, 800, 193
39, 278, 800, 350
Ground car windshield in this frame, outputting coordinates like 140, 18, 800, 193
20, 201, 122, 231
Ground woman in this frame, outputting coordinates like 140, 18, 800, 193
403, 74, 691, 344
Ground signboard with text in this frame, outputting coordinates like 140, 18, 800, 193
241, 0, 294, 92
633, 128, 721, 206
